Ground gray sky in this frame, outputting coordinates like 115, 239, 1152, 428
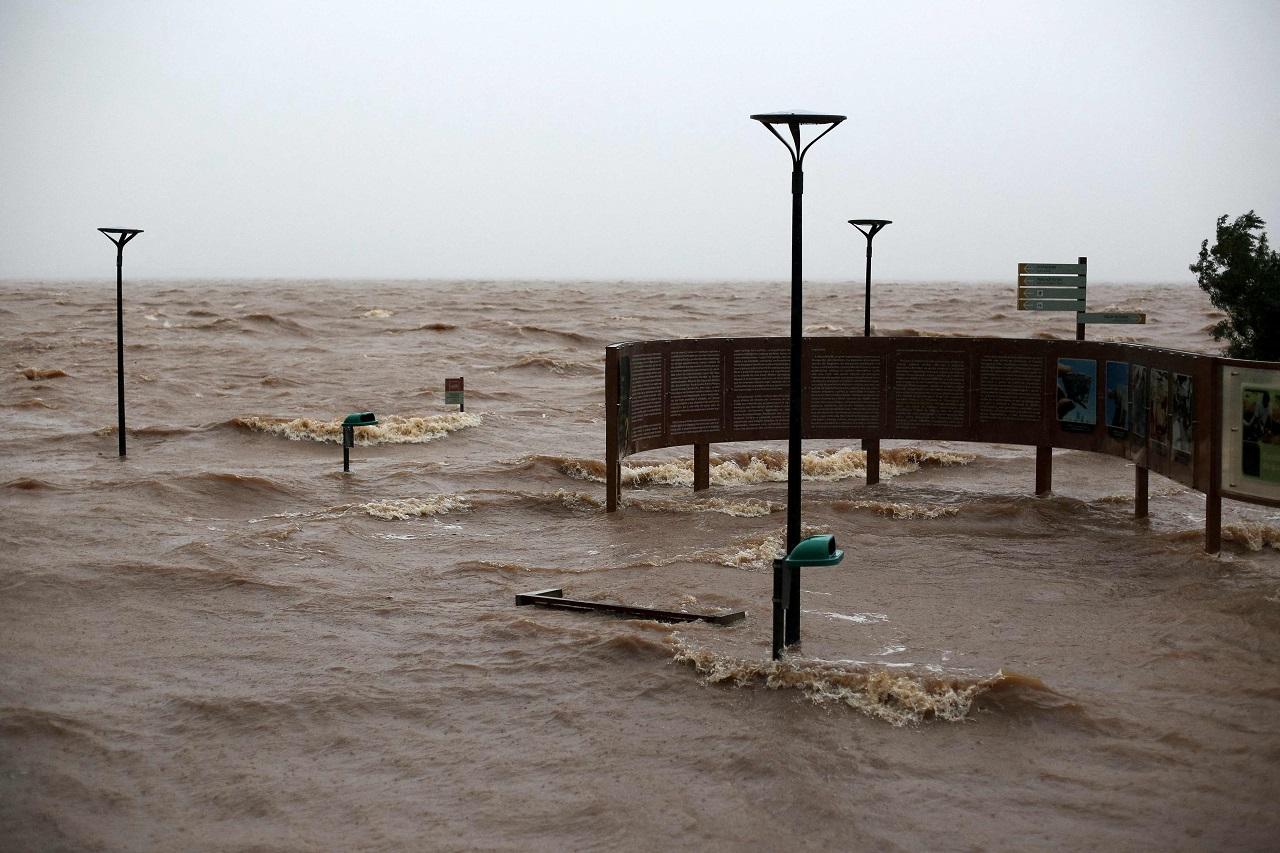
2, 0, 1277, 283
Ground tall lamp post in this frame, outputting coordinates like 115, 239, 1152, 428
849, 219, 891, 485
751, 110, 845, 656
848, 219, 891, 338
98, 228, 143, 457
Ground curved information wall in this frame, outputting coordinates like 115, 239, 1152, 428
604, 336, 1280, 551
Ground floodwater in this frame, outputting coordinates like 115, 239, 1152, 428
2, 279, 1278, 851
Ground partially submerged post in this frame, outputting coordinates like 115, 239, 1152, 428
342, 412, 377, 472
849, 219, 892, 484
751, 109, 844, 654
445, 377, 464, 413
772, 534, 845, 659
97, 228, 143, 457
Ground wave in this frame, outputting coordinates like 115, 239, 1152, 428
20, 367, 68, 380
546, 446, 975, 488
114, 559, 296, 592
0, 707, 112, 749
831, 499, 959, 519
233, 412, 482, 445
670, 636, 1027, 726
483, 486, 776, 518
8, 398, 55, 409
361, 308, 394, 318
187, 317, 241, 331
259, 375, 304, 387
169, 472, 299, 500
1221, 523, 1280, 552
875, 328, 955, 338
3, 477, 60, 491
1169, 522, 1280, 553
358, 495, 470, 520
696, 531, 785, 568
386, 322, 458, 333
129, 424, 208, 437
624, 496, 781, 517
499, 355, 600, 375
495, 321, 595, 344
240, 313, 313, 335
454, 559, 606, 576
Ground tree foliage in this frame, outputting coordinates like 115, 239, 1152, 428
1190, 211, 1280, 361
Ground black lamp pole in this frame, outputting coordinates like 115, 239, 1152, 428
98, 228, 143, 457
848, 219, 891, 337
751, 110, 844, 646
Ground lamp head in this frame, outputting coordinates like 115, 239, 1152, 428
751, 110, 845, 161
750, 110, 847, 126
848, 219, 892, 240
98, 228, 143, 248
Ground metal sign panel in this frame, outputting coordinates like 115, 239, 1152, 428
1018, 276, 1088, 289
1018, 285, 1088, 298
445, 376, 464, 405
1017, 298, 1087, 311
1019, 263, 1086, 276
1077, 312, 1146, 325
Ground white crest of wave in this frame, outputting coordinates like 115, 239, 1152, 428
238, 412, 482, 445
832, 499, 959, 519
1222, 522, 1280, 552
670, 637, 984, 726
560, 446, 975, 488
626, 496, 780, 517
359, 495, 470, 520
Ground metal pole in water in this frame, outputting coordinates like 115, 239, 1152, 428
751, 111, 844, 656
98, 229, 143, 457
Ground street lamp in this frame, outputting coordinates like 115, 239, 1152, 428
98, 228, 143, 457
848, 219, 891, 338
751, 109, 845, 657
849, 219, 891, 486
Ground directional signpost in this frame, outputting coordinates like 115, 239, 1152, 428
1016, 257, 1145, 341
1017, 259, 1089, 338
445, 377, 464, 412
1016, 256, 1146, 497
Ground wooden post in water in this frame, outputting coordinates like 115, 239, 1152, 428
1205, 490, 1222, 554
605, 348, 620, 512
1206, 363, 1223, 553
693, 443, 710, 491
864, 438, 880, 485
1134, 466, 1149, 519
1035, 446, 1053, 495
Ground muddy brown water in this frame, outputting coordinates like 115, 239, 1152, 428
2, 279, 1278, 850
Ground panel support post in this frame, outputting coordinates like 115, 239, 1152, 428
1205, 490, 1222, 555
605, 347, 620, 512
863, 437, 880, 485
1205, 361, 1223, 554
785, 566, 801, 647
1035, 446, 1053, 495
772, 560, 798, 659
693, 443, 710, 491
1075, 256, 1087, 342
1134, 465, 1148, 519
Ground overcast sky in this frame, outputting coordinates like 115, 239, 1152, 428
1, 1, 1277, 283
